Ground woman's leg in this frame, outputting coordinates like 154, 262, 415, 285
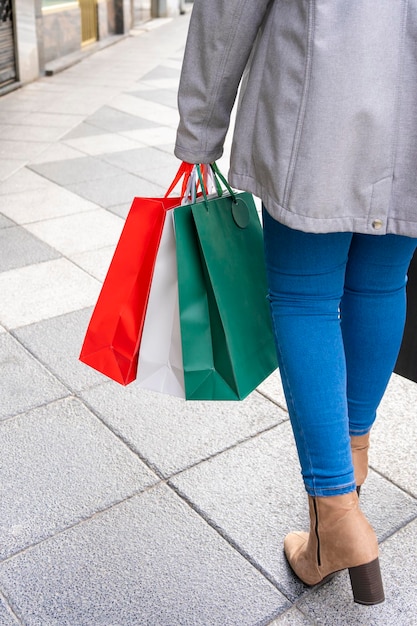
262, 208, 354, 496
342, 233, 417, 437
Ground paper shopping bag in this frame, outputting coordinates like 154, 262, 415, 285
79, 162, 194, 385
135, 210, 185, 397
174, 180, 278, 400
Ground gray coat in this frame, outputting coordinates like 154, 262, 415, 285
175, 0, 417, 236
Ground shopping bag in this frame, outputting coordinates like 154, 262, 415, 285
79, 162, 194, 385
174, 164, 278, 400
135, 210, 185, 396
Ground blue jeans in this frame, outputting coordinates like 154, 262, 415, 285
263, 208, 417, 496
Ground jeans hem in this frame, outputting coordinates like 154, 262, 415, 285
305, 482, 357, 498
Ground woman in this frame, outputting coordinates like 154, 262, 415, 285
174, 0, 417, 605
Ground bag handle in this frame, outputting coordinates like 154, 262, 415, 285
196, 163, 237, 209
164, 162, 195, 198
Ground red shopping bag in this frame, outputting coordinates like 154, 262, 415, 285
79, 162, 194, 385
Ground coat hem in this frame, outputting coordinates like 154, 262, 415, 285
229, 170, 417, 238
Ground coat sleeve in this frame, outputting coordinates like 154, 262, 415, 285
175, 0, 274, 164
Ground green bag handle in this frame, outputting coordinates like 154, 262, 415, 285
196, 163, 237, 208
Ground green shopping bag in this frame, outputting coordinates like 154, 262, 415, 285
174, 164, 278, 400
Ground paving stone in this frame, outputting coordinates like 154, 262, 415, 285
25, 210, 123, 256
61, 121, 108, 140
110, 93, 179, 128
99, 144, 177, 176
170, 422, 417, 602
121, 125, 178, 146
372, 373, 417, 497
0, 124, 65, 143
0, 258, 100, 328
296, 518, 417, 626
0, 214, 14, 229
0, 159, 26, 182
257, 369, 287, 411
29, 156, 124, 186
68, 173, 165, 207
0, 334, 68, 420
0, 485, 289, 626
130, 88, 179, 108
0, 140, 50, 161
13, 308, 107, 393
86, 106, 160, 132
0, 167, 54, 195
29, 143, 86, 164
0, 227, 60, 272
63, 133, 143, 156
0, 184, 98, 224
70, 245, 115, 281
0, 396, 158, 559
140, 65, 181, 81
81, 383, 286, 477
267, 608, 315, 625
0, 598, 20, 626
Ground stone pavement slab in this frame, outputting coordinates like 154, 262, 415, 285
81, 383, 286, 478
0, 259, 100, 328
0, 226, 60, 272
170, 421, 417, 602
0, 597, 19, 626
268, 607, 315, 625
0, 334, 68, 420
1, 397, 158, 560
0, 183, 99, 224
13, 308, 107, 393
25, 209, 123, 257
0, 485, 289, 626
372, 373, 417, 497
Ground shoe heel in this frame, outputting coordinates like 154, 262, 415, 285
348, 558, 385, 605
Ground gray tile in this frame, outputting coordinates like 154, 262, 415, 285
0, 397, 158, 560
140, 65, 181, 81
13, 308, 108, 393
170, 423, 417, 602
170, 422, 309, 601
25, 209, 123, 256
80, 383, 286, 477
297, 518, 417, 626
257, 369, 287, 411
267, 608, 315, 625
86, 106, 160, 132
0, 598, 19, 626
130, 88, 179, 109
0, 214, 14, 229
0, 140, 50, 161
0, 334, 68, 420
107, 202, 131, 218
358, 471, 417, 542
0, 485, 288, 626
0, 258, 100, 328
0, 226, 60, 272
68, 173, 164, 207
372, 373, 417, 497
61, 121, 106, 141
99, 145, 177, 176
29, 156, 124, 186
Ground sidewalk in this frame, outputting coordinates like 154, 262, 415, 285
1, 12, 416, 626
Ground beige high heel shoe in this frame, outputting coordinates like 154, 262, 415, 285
351, 433, 370, 495
284, 491, 384, 604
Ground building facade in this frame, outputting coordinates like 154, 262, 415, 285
0, 0, 185, 94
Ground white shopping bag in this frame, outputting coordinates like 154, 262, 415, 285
135, 210, 185, 397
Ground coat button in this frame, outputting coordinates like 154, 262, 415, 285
372, 219, 383, 230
